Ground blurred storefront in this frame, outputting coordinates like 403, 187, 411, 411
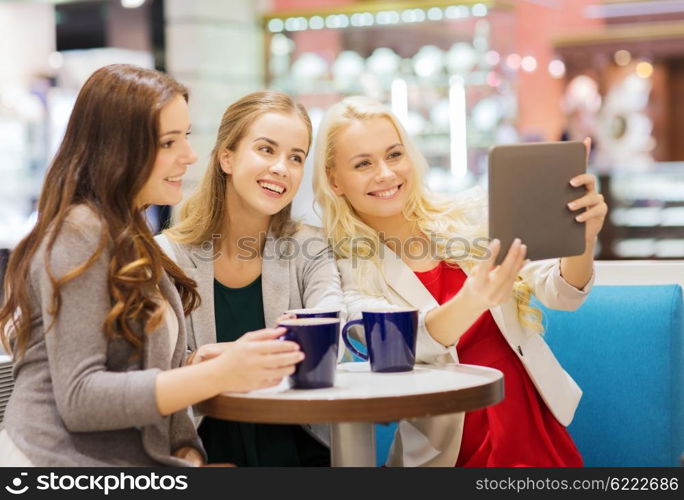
0, 0, 163, 248
263, 0, 684, 259
2, 0, 684, 260
551, 2, 684, 258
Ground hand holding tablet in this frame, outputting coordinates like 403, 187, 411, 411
460, 238, 528, 310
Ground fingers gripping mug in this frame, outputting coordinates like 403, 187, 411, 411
286, 308, 341, 320
278, 318, 340, 388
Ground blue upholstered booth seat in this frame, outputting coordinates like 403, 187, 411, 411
540, 285, 684, 466
373, 284, 684, 466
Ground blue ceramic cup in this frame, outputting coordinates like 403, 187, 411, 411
341, 308, 418, 373
286, 308, 341, 320
278, 318, 340, 389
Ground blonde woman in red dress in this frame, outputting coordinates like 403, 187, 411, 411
312, 96, 607, 467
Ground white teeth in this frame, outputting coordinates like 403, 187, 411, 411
165, 176, 183, 182
370, 186, 399, 198
258, 181, 285, 194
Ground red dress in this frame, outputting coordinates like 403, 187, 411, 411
414, 261, 583, 467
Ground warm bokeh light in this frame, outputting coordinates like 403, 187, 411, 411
485, 50, 500, 66
486, 71, 501, 87
506, 53, 521, 70
614, 49, 632, 66
521, 55, 537, 72
636, 61, 654, 78
548, 59, 566, 78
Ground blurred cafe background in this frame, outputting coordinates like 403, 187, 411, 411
2, 0, 684, 262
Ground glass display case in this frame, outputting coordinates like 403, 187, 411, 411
0, 48, 156, 250
599, 164, 684, 259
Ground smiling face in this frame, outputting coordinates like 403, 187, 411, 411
329, 117, 412, 226
137, 94, 196, 207
220, 112, 309, 217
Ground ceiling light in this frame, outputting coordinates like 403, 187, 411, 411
121, 0, 145, 8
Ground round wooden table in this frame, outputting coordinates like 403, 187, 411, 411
198, 362, 504, 466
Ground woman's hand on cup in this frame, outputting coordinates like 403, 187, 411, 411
172, 446, 204, 467
275, 312, 296, 324
460, 238, 527, 311
212, 328, 304, 393
188, 342, 231, 365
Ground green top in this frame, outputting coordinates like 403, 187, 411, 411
197, 276, 329, 467
213, 275, 265, 344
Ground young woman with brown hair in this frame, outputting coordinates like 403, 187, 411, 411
0, 65, 303, 467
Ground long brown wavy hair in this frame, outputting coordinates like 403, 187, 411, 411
0, 64, 200, 358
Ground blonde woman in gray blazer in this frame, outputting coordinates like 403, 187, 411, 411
160, 91, 344, 466
0, 66, 303, 467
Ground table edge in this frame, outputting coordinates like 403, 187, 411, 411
197, 375, 504, 424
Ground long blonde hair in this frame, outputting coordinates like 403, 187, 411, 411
313, 96, 542, 333
166, 90, 312, 245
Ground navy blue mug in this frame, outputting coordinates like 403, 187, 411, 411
341, 308, 418, 372
286, 308, 341, 320
278, 318, 340, 389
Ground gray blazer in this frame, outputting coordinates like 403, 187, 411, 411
156, 224, 346, 351
156, 224, 345, 446
3, 206, 203, 466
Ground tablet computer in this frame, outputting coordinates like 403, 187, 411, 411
488, 141, 586, 264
